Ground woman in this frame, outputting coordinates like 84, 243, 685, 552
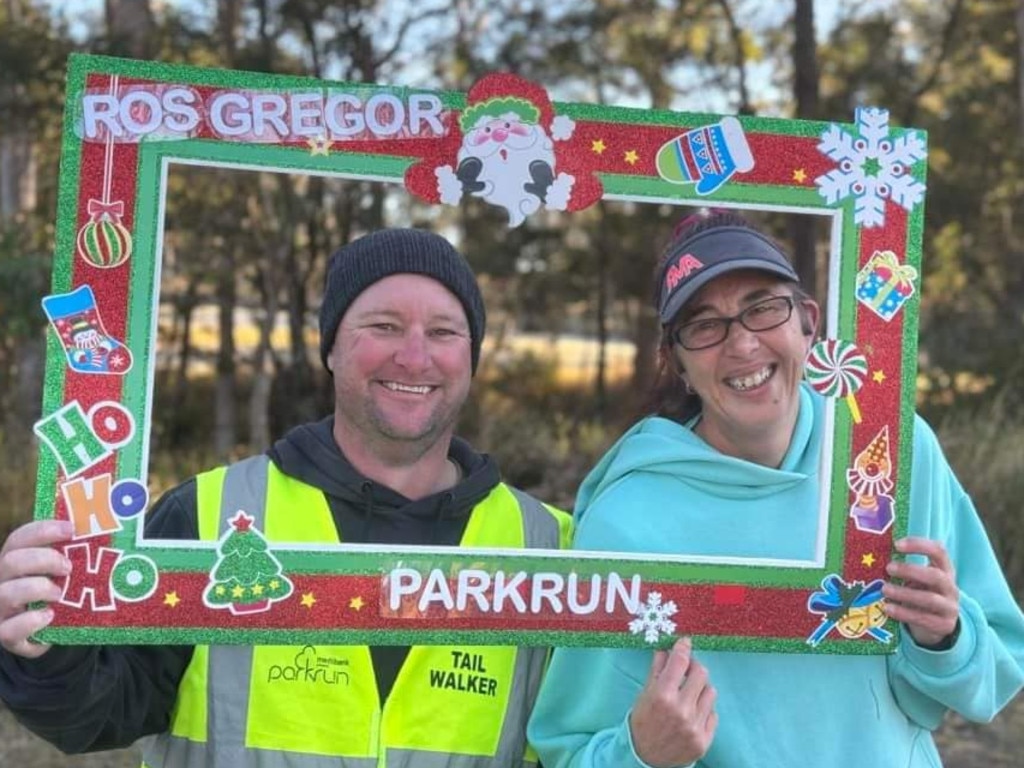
527, 211, 1024, 767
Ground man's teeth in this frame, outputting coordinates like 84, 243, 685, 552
383, 382, 432, 394
726, 366, 774, 391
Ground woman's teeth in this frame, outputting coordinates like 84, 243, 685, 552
726, 365, 774, 391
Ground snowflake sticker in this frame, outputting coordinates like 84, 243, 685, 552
815, 107, 926, 228
628, 591, 678, 644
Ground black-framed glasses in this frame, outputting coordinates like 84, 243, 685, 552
671, 295, 795, 351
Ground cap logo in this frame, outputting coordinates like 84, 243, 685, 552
665, 253, 705, 292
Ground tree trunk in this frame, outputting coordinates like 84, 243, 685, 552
1018, 0, 1024, 139
248, 298, 275, 451
274, 222, 318, 431
216, 0, 241, 66
104, 0, 155, 58
249, 239, 287, 451
168, 277, 199, 448
214, 255, 237, 461
790, 0, 820, 301
9, 335, 44, 459
715, 0, 753, 114
630, 299, 660, 417
0, 6, 40, 449
0, 25, 36, 221
0, 136, 35, 218
594, 209, 610, 417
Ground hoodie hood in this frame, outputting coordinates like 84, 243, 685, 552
575, 384, 824, 523
267, 417, 501, 545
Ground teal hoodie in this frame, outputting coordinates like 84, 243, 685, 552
528, 385, 1024, 768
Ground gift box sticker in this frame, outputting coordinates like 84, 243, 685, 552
855, 250, 918, 322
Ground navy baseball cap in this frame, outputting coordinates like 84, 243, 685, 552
656, 225, 800, 325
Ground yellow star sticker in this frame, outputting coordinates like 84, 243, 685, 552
872, 370, 886, 383
251, 583, 265, 596
215, 585, 225, 596
591, 139, 607, 154
301, 592, 317, 609
269, 579, 280, 590
792, 168, 807, 183
861, 553, 876, 567
623, 149, 639, 165
231, 585, 245, 599
349, 596, 365, 611
307, 134, 331, 156
163, 591, 181, 607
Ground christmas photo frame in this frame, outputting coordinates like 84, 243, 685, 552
33, 54, 927, 652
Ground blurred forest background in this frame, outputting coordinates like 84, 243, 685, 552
0, 0, 1022, 765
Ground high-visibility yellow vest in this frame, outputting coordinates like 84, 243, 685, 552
141, 455, 572, 768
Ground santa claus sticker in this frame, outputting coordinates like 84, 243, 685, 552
405, 73, 603, 226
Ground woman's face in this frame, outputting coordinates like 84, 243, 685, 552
670, 270, 819, 455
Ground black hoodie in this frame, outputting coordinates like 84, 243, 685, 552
0, 417, 503, 754
269, 417, 501, 549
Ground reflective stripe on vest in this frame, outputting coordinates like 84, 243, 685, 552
141, 455, 567, 768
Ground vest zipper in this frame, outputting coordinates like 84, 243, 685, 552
374, 699, 386, 768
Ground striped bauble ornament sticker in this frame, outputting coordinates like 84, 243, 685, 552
75, 74, 133, 268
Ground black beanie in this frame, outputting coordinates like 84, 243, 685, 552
319, 228, 486, 374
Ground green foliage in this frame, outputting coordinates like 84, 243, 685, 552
0, 222, 50, 349
463, 350, 622, 510
813, 0, 1024, 404
0, 220, 51, 448
936, 391, 1024, 596
0, 448, 37, 539
0, 2, 74, 133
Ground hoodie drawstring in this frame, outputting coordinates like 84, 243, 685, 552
360, 481, 375, 541
432, 492, 454, 544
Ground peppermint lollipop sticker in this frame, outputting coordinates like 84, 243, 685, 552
806, 339, 868, 423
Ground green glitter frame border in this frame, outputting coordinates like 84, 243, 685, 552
32, 54, 925, 652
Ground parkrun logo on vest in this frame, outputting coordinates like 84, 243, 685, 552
267, 645, 350, 686
665, 254, 704, 292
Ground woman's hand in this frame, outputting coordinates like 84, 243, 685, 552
629, 637, 717, 767
883, 537, 960, 648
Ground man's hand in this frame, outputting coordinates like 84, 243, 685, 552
629, 637, 717, 767
883, 537, 960, 648
0, 520, 74, 658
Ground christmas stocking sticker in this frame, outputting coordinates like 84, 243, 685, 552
42, 285, 133, 375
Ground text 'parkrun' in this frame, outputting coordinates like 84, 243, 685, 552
385, 568, 643, 617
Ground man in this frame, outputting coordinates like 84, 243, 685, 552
0, 228, 572, 766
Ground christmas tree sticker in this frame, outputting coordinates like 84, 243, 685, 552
203, 511, 294, 615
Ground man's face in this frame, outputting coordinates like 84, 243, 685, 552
328, 274, 472, 455
671, 270, 819, 450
